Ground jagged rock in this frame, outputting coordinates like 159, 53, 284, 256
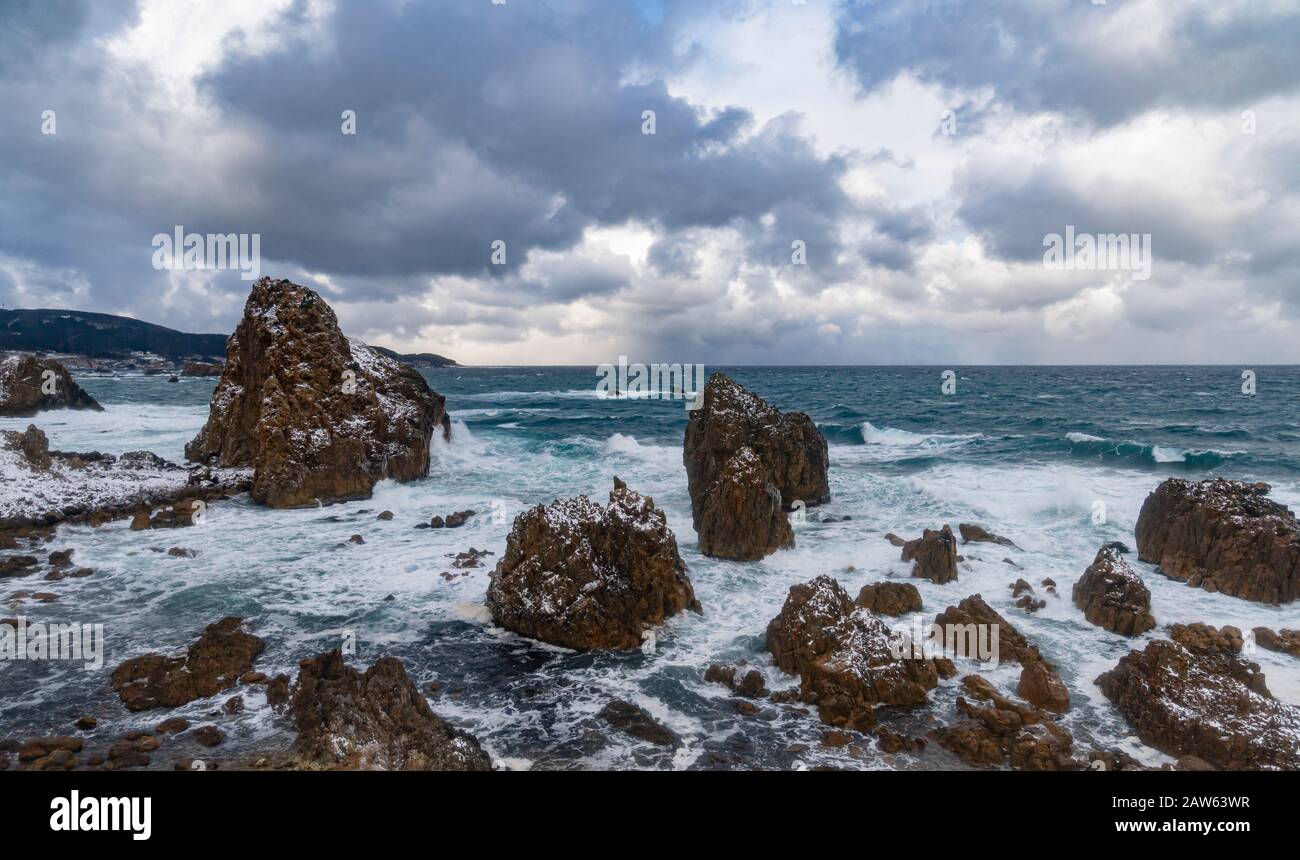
598, 699, 679, 747
1, 424, 52, 470
288, 649, 491, 770
958, 523, 1017, 548
933, 676, 1080, 771
934, 594, 1069, 713
902, 526, 958, 584
854, 581, 923, 616
1253, 626, 1300, 658
0, 555, 38, 578
684, 372, 828, 560
110, 617, 264, 711
193, 726, 225, 747
1009, 578, 1033, 597
884, 532, 906, 547
766, 575, 940, 730
1135, 478, 1299, 604
184, 278, 451, 508
486, 478, 699, 650
1096, 625, 1300, 770
0, 355, 103, 417
1072, 544, 1156, 636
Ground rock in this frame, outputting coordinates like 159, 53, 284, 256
1041, 577, 1056, 588
486, 478, 699, 650
1, 424, 53, 470
902, 526, 959, 584
240, 671, 269, 684
1009, 578, 1033, 597
180, 361, 223, 377
129, 512, 152, 531
288, 649, 492, 770
429, 516, 445, 529
1170, 621, 1246, 655
266, 674, 291, 708
1017, 660, 1070, 715
1014, 595, 1046, 613
377, 510, 394, 521
766, 575, 940, 730
1135, 478, 1300, 604
451, 547, 492, 569
1072, 544, 1156, 636
854, 581, 923, 616
184, 278, 451, 508
883, 532, 906, 547
933, 676, 1080, 771
0, 355, 103, 417
135, 735, 162, 752
0, 555, 38, 578
48, 548, 73, 567
223, 695, 245, 715
704, 664, 737, 689
156, 717, 190, 734
598, 699, 679, 747
18, 736, 83, 762
444, 510, 475, 528
735, 669, 767, 699
110, 617, 264, 710
166, 546, 197, 558
684, 372, 828, 560
193, 725, 225, 747
1096, 629, 1300, 770
958, 523, 1017, 548
1253, 627, 1300, 658
349, 534, 365, 545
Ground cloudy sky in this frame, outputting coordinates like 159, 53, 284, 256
2, 0, 1299, 364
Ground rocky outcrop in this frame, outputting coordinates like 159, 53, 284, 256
598, 700, 679, 747
180, 361, 223, 377
288, 649, 491, 771
486, 478, 699, 651
933, 675, 1080, 771
901, 526, 958, 584
1253, 626, 1300, 658
1, 424, 51, 470
0, 355, 103, 417
184, 278, 451, 508
110, 618, 263, 711
683, 372, 828, 560
934, 595, 1069, 713
1096, 624, 1300, 770
958, 523, 1017, 548
854, 581, 923, 616
766, 575, 943, 730
1072, 544, 1156, 636
1135, 478, 1299, 604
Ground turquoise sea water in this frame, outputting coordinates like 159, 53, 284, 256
2, 366, 1298, 769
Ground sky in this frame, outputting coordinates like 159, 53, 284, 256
2, 0, 1299, 365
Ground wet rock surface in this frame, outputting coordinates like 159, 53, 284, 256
901, 526, 959, 584
486, 478, 699, 650
1135, 478, 1300, 604
854, 581, 923, 615
684, 372, 828, 560
1072, 544, 1156, 636
185, 278, 451, 508
110, 617, 264, 711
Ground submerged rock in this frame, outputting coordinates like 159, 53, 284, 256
958, 523, 1017, 548
901, 526, 959, 584
486, 478, 699, 650
288, 649, 492, 771
0, 355, 103, 417
1253, 626, 1300, 658
1135, 478, 1299, 604
1072, 544, 1156, 636
184, 278, 451, 508
684, 372, 828, 560
766, 575, 941, 730
110, 617, 264, 711
1096, 624, 1300, 770
598, 699, 680, 747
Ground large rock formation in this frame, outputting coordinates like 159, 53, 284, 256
288, 649, 491, 771
855, 581, 923, 616
184, 278, 450, 508
1072, 544, 1156, 636
110, 618, 264, 711
0, 355, 102, 417
934, 594, 1069, 713
684, 373, 829, 560
766, 575, 944, 730
486, 478, 700, 651
934, 675, 1081, 771
902, 526, 959, 584
1135, 478, 1299, 604
1096, 623, 1300, 770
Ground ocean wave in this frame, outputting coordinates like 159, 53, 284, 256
1063, 432, 1242, 468
860, 421, 981, 448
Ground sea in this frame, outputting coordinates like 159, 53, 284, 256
2, 365, 1299, 770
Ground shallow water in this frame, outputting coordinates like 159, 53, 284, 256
2, 366, 1298, 770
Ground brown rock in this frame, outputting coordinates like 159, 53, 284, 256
854, 581, 923, 616
181, 361, 223, 377
18, 736, 82, 762
486, 478, 699, 650
958, 523, 1017, 547
1072, 544, 1156, 635
0, 356, 103, 417
184, 278, 451, 508
288, 649, 492, 770
110, 617, 264, 710
767, 575, 940, 730
0, 555, 38, 578
598, 699, 680, 747
265, 674, 291, 708
735, 669, 767, 699
156, 717, 190, 734
1135, 478, 1299, 604
1, 424, 53, 470
223, 695, 245, 714
902, 526, 958, 584
377, 510, 394, 521
932, 675, 1079, 771
74, 716, 97, 730
684, 372, 828, 560
1253, 626, 1300, 658
1097, 633, 1300, 770
1017, 660, 1070, 714
193, 725, 225, 747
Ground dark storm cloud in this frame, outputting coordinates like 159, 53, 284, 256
834, 0, 1300, 126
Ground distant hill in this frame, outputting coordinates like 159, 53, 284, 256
0, 308, 228, 361
371, 346, 458, 368
0, 307, 459, 368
